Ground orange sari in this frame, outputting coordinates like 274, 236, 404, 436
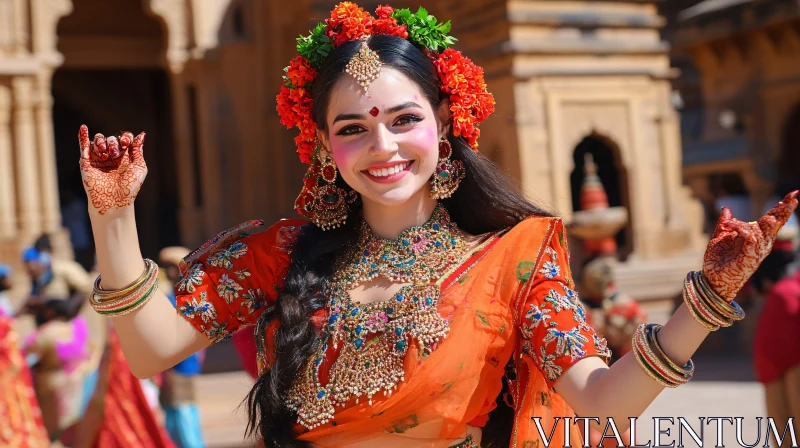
0, 315, 50, 447
176, 216, 611, 447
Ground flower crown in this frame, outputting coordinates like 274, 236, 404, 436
276, 2, 496, 165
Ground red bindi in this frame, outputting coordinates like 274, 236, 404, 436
369, 106, 379, 117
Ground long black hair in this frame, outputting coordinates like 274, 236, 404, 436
246, 35, 552, 447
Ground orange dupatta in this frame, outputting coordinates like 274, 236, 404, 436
294, 217, 610, 447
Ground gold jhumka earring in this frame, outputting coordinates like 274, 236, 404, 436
430, 137, 465, 199
294, 141, 358, 230
345, 36, 382, 93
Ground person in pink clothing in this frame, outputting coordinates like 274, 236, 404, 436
23, 298, 91, 442
752, 221, 800, 446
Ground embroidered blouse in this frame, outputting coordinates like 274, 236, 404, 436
174, 216, 611, 447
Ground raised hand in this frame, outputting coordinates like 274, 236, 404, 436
78, 125, 147, 216
703, 191, 799, 301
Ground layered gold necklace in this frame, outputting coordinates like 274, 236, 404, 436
286, 205, 468, 429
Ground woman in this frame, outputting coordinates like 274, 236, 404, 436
23, 298, 91, 442
77, 3, 798, 447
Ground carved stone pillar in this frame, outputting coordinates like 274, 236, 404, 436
34, 71, 62, 233
168, 73, 203, 247
11, 0, 28, 55
12, 77, 42, 239
0, 84, 17, 239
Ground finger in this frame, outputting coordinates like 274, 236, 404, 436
711, 207, 733, 239
757, 190, 799, 238
119, 131, 134, 153
78, 125, 91, 159
93, 134, 108, 161
728, 219, 756, 242
107, 136, 121, 159
130, 131, 146, 165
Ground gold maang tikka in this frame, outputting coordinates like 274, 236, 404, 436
345, 36, 382, 93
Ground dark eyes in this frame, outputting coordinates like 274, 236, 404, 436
394, 114, 423, 126
335, 114, 424, 136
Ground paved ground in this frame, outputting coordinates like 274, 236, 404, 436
194, 355, 792, 448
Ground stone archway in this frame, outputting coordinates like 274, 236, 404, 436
52, 0, 180, 262
570, 133, 633, 261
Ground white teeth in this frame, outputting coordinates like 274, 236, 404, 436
367, 162, 408, 177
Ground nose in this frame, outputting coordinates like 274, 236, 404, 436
369, 124, 396, 156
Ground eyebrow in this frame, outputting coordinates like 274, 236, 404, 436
332, 102, 424, 124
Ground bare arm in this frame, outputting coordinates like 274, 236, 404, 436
79, 125, 209, 378
555, 191, 799, 433
554, 303, 707, 432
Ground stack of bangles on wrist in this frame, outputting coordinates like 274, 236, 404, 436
632, 271, 745, 387
682, 270, 745, 331
90, 259, 159, 316
632, 323, 694, 388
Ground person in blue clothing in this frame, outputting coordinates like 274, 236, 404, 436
158, 246, 207, 448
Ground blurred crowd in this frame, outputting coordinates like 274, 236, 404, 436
0, 233, 207, 448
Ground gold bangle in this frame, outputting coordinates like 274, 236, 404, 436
646, 324, 694, 377
93, 259, 154, 299
632, 332, 675, 388
693, 272, 745, 322
91, 265, 160, 316
96, 280, 159, 316
635, 324, 689, 386
684, 272, 731, 327
682, 280, 720, 331
91, 272, 157, 310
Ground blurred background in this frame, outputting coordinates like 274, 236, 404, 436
0, 0, 798, 446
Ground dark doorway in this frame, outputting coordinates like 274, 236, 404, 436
570, 134, 633, 260
52, 69, 180, 260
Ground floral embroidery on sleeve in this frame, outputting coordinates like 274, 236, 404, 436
174, 219, 304, 344
517, 218, 611, 390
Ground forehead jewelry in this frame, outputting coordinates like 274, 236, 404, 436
346, 36, 382, 93
368, 106, 380, 117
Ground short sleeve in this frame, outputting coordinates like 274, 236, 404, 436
517, 218, 611, 390
174, 219, 305, 343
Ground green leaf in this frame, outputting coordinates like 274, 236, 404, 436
296, 22, 333, 68
516, 261, 536, 282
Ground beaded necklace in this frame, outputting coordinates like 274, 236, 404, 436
286, 205, 468, 429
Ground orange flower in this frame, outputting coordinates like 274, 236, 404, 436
286, 56, 317, 88
326, 2, 373, 47
433, 49, 495, 150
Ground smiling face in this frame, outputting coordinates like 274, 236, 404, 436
319, 67, 446, 209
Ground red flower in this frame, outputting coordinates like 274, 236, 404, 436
373, 18, 407, 39
326, 2, 373, 47
375, 5, 393, 18
286, 56, 316, 88
277, 86, 299, 128
277, 82, 317, 164
433, 49, 495, 150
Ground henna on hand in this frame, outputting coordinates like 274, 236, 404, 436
78, 125, 148, 216
702, 191, 799, 301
